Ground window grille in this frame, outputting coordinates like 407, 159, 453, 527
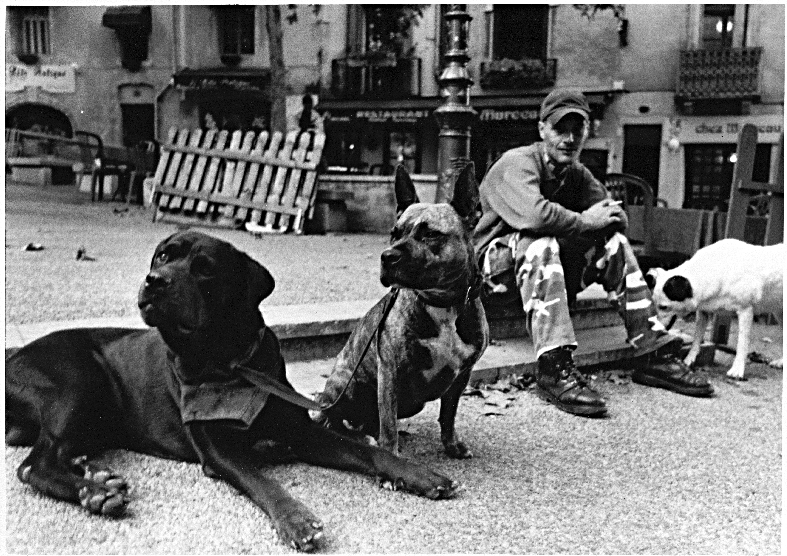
21, 8, 50, 55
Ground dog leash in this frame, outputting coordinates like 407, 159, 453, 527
236, 288, 401, 412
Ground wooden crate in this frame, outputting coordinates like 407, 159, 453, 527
150, 127, 326, 234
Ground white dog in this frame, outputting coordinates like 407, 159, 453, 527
646, 239, 783, 380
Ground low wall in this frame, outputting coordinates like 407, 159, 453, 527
316, 174, 438, 233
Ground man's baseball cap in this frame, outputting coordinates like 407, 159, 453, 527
539, 89, 591, 125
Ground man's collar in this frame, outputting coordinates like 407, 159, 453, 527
539, 143, 570, 181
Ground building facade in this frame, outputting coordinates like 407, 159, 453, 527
6, 4, 784, 211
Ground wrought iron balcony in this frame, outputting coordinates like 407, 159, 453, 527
676, 47, 762, 101
331, 55, 422, 99
479, 58, 557, 91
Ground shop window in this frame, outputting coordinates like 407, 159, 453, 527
19, 7, 50, 57
216, 6, 255, 56
346, 5, 420, 58
684, 142, 771, 211
702, 4, 734, 50
388, 130, 419, 174
490, 5, 549, 60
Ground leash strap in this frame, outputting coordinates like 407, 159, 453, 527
236, 288, 401, 412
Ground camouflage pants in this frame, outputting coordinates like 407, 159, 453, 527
481, 231, 669, 357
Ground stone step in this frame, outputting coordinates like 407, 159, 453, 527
5, 285, 620, 363
286, 324, 637, 398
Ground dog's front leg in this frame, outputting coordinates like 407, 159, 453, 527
188, 424, 323, 552
377, 349, 399, 455
728, 306, 754, 380
684, 310, 712, 367
438, 369, 472, 459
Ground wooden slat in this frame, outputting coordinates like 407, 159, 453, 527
277, 133, 311, 232
234, 131, 269, 223
290, 133, 327, 234
154, 186, 302, 216
248, 132, 283, 224
158, 128, 190, 210
220, 130, 257, 221
195, 130, 229, 215
263, 130, 298, 228
161, 143, 316, 171
182, 129, 217, 212
168, 129, 204, 212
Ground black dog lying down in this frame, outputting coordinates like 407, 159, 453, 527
5, 230, 457, 551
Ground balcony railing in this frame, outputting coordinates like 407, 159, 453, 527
331, 55, 422, 99
676, 47, 762, 101
479, 58, 557, 91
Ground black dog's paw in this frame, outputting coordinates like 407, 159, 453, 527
443, 440, 473, 460
78, 482, 129, 517
379, 465, 461, 500
72, 456, 129, 517
273, 499, 324, 552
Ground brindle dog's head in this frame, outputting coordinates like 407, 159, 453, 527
381, 164, 481, 306
138, 231, 275, 349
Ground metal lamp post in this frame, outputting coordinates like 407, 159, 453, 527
433, 5, 476, 203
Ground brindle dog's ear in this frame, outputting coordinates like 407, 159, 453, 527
244, 253, 275, 305
394, 164, 419, 216
450, 162, 480, 228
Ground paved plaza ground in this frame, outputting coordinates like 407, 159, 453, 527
4, 182, 782, 554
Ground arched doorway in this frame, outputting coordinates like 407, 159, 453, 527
6, 103, 73, 137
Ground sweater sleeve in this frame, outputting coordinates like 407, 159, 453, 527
482, 149, 592, 237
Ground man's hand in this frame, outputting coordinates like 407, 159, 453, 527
580, 199, 625, 231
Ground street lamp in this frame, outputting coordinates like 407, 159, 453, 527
433, 5, 476, 203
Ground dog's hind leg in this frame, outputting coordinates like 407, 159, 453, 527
684, 310, 711, 367
728, 306, 753, 380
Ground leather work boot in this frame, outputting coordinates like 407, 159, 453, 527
631, 351, 714, 397
536, 347, 607, 417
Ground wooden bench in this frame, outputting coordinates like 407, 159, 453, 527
150, 127, 326, 234
6, 128, 92, 186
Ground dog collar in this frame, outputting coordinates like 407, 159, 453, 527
415, 274, 483, 309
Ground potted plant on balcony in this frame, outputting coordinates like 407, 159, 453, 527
480, 58, 550, 90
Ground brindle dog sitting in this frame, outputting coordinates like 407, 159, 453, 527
313, 164, 489, 458
6, 230, 458, 552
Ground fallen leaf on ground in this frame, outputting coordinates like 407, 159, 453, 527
748, 351, 769, 364
22, 243, 44, 251
760, 337, 773, 343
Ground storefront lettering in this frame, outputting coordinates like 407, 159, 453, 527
6, 63, 76, 93
692, 120, 781, 137
354, 109, 429, 123
479, 109, 538, 122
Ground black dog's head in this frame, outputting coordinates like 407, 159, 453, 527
381, 164, 480, 305
647, 266, 696, 315
138, 231, 275, 342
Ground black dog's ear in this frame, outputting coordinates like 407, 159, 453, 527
244, 253, 275, 306
662, 275, 693, 302
450, 162, 480, 227
394, 164, 419, 216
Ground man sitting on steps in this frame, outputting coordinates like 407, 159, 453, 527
473, 88, 713, 417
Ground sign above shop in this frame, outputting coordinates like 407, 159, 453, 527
675, 114, 783, 144
478, 108, 539, 122
173, 68, 270, 93
324, 109, 432, 124
6, 64, 76, 94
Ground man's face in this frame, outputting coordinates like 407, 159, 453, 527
538, 113, 589, 166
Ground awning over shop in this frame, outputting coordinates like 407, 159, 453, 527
317, 91, 616, 125
173, 68, 271, 101
102, 6, 152, 31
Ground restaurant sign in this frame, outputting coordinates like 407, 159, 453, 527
6, 64, 76, 94
324, 109, 432, 124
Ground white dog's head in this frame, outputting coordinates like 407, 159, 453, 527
645, 267, 697, 316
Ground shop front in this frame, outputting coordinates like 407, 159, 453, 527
664, 113, 783, 211
317, 99, 440, 176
